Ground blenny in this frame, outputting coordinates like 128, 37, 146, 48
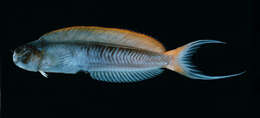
12, 26, 244, 82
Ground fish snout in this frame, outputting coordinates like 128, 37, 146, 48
13, 45, 35, 64
13, 51, 18, 63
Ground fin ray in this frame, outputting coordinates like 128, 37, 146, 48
89, 69, 164, 83
40, 26, 166, 53
164, 40, 245, 80
39, 70, 48, 78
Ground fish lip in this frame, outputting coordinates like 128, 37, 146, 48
13, 52, 18, 63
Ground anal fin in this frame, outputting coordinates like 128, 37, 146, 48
89, 69, 164, 83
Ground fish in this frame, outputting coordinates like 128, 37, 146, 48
12, 26, 245, 82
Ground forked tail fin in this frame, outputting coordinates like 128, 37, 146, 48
164, 40, 245, 80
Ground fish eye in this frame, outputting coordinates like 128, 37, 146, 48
14, 46, 25, 54
20, 50, 32, 63
15, 45, 33, 55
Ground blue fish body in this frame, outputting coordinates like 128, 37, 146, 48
12, 26, 245, 82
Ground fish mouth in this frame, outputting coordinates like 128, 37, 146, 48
13, 52, 18, 63
12, 50, 27, 63
12, 51, 29, 70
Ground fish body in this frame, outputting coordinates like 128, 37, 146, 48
13, 26, 244, 82
39, 41, 169, 73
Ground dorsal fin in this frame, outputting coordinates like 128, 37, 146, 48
39, 26, 166, 53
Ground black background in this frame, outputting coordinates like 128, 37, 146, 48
4, 0, 255, 117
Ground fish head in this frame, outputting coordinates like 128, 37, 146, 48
13, 44, 43, 72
